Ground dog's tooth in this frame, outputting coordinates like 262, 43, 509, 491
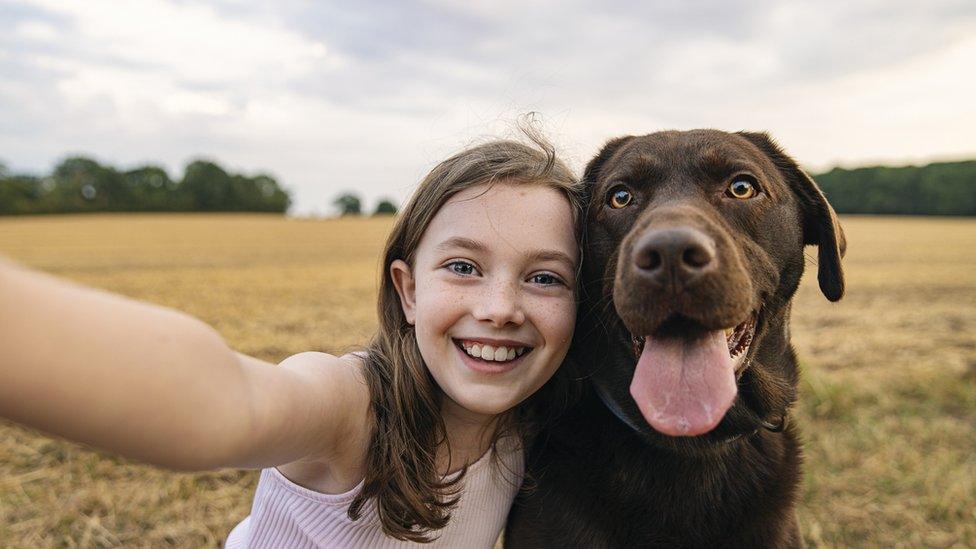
481, 345, 495, 360
493, 346, 508, 361
507, 348, 516, 360
469, 343, 482, 357
517, 347, 525, 356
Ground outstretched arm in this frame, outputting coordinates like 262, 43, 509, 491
0, 257, 367, 471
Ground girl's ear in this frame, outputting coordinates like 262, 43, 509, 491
390, 259, 417, 325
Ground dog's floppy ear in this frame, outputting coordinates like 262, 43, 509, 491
738, 132, 846, 301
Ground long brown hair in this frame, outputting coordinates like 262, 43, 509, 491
346, 130, 583, 542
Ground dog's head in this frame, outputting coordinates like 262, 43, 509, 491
578, 129, 845, 450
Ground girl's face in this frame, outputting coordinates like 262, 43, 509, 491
391, 182, 578, 420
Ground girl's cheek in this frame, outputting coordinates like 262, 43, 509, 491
533, 295, 577, 341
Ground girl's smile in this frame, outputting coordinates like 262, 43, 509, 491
455, 338, 531, 361
454, 337, 533, 375
391, 181, 579, 419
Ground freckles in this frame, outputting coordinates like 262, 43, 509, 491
532, 298, 577, 338
418, 276, 437, 292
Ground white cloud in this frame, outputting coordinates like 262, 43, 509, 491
12, 0, 343, 129
14, 19, 59, 42
27, 0, 341, 82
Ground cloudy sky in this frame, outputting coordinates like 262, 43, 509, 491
2, 0, 974, 214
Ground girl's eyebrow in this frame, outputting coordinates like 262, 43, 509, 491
525, 250, 577, 273
435, 236, 488, 254
435, 237, 576, 272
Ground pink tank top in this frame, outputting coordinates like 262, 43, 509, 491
225, 437, 523, 548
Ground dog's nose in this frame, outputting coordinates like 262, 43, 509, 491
634, 228, 716, 289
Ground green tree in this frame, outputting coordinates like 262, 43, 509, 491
333, 192, 362, 216
48, 156, 128, 213
373, 198, 398, 215
249, 174, 291, 213
176, 161, 291, 213
178, 160, 233, 211
226, 174, 290, 213
0, 174, 42, 215
124, 166, 176, 211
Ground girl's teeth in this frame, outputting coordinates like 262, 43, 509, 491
462, 342, 525, 362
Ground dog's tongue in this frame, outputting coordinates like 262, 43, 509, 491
630, 330, 737, 437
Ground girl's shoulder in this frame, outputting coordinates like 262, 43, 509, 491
277, 350, 368, 400
281, 350, 368, 392
283, 350, 371, 424
273, 351, 372, 494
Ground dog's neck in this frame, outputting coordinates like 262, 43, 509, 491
593, 380, 765, 451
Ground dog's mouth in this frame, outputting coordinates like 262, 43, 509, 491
627, 309, 759, 437
631, 310, 758, 366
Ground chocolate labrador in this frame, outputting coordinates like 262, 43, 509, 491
505, 130, 845, 548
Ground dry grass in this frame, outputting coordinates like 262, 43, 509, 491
0, 213, 973, 547
790, 216, 976, 548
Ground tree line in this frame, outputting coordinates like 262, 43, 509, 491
2, 156, 972, 216
0, 157, 291, 215
814, 160, 976, 216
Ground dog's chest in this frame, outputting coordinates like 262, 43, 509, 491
528, 397, 796, 546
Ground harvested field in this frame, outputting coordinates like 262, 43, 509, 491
1, 213, 974, 547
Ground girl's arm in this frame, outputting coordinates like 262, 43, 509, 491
0, 258, 368, 471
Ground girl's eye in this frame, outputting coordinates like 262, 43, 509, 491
447, 261, 477, 276
726, 175, 760, 199
530, 273, 564, 286
607, 185, 633, 209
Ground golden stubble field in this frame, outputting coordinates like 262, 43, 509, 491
0, 213, 974, 547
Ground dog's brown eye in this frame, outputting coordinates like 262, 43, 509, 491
608, 187, 633, 209
727, 176, 758, 199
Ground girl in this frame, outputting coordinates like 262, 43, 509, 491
0, 136, 583, 547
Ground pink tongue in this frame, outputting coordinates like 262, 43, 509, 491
630, 330, 737, 437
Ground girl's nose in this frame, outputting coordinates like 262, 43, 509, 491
474, 281, 525, 327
